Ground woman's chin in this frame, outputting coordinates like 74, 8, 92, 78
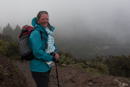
42, 24, 48, 28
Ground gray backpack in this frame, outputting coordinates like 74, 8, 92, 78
19, 25, 44, 61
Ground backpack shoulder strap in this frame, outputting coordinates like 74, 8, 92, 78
39, 30, 44, 40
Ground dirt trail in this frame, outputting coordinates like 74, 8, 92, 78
14, 62, 36, 87
14, 62, 130, 87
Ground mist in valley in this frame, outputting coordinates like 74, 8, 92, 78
0, 0, 130, 59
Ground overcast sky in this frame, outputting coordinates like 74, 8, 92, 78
0, 0, 130, 41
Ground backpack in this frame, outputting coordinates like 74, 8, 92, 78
19, 25, 44, 61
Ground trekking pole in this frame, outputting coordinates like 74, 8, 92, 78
55, 60, 60, 87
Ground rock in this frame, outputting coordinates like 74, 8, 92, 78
112, 79, 129, 87
0, 65, 3, 67
0, 54, 28, 87
111, 79, 119, 85
62, 64, 67, 67
70, 79, 76, 83
88, 82, 93, 86
122, 83, 128, 87
86, 86, 91, 87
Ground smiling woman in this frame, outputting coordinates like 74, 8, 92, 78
29, 11, 59, 87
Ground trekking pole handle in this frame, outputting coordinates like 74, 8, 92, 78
55, 60, 59, 63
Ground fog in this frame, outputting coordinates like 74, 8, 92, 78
1, 0, 130, 56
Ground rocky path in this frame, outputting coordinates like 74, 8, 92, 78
14, 62, 130, 87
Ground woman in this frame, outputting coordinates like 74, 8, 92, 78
29, 11, 59, 87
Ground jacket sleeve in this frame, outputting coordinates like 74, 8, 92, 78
29, 30, 54, 62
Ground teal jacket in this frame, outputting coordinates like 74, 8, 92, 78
29, 17, 58, 72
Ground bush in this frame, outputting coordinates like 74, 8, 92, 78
87, 55, 130, 77
104, 55, 130, 77
58, 54, 75, 65
0, 40, 4, 54
58, 50, 76, 65
0, 34, 13, 42
86, 58, 109, 74
4, 41, 20, 56
0, 41, 21, 61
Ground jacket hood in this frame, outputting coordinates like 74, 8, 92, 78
31, 17, 37, 28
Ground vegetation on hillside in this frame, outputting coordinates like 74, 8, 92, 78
58, 51, 130, 78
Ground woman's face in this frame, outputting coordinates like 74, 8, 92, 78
37, 14, 49, 28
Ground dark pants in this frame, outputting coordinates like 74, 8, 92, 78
31, 71, 50, 87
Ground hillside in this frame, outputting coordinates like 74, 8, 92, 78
0, 54, 28, 87
0, 52, 129, 87
15, 62, 130, 87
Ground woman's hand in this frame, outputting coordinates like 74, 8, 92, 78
54, 53, 59, 60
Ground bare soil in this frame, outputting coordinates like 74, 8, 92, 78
14, 62, 130, 87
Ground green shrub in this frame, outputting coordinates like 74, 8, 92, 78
86, 61, 109, 74
58, 54, 75, 65
4, 41, 20, 57
1, 41, 21, 61
89, 55, 130, 77
0, 40, 4, 54
104, 55, 130, 77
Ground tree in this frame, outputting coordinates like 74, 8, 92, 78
13, 25, 21, 41
0, 27, 2, 34
2, 23, 13, 36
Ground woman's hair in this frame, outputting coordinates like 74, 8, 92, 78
37, 11, 48, 20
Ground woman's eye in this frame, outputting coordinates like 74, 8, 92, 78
41, 18, 48, 21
